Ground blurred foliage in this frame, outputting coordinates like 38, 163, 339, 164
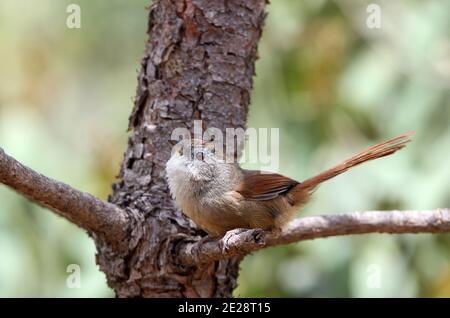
0, 0, 449, 297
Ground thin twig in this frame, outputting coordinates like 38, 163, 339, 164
178, 209, 450, 265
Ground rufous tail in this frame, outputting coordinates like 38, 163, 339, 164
294, 132, 414, 196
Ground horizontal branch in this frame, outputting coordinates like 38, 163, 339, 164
0, 147, 129, 247
178, 209, 450, 265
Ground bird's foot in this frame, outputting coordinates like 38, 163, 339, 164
221, 228, 265, 253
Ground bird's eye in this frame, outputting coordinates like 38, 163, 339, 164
195, 151, 204, 161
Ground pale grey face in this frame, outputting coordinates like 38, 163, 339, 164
166, 139, 222, 183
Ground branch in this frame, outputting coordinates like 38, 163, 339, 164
0, 147, 129, 246
178, 209, 450, 265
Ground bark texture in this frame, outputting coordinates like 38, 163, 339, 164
103, 0, 267, 297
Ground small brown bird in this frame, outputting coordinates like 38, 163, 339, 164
166, 132, 413, 237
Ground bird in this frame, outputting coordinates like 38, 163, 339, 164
165, 132, 414, 238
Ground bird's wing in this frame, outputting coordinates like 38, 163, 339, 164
236, 170, 299, 201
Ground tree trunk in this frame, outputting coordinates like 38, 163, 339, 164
97, 0, 267, 297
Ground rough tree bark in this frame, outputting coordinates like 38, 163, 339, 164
103, 0, 268, 297
1, 0, 450, 298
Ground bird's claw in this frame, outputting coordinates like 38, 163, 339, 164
221, 228, 265, 253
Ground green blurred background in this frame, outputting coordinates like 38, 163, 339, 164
0, 0, 449, 297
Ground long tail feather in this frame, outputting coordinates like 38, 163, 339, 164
297, 132, 414, 192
